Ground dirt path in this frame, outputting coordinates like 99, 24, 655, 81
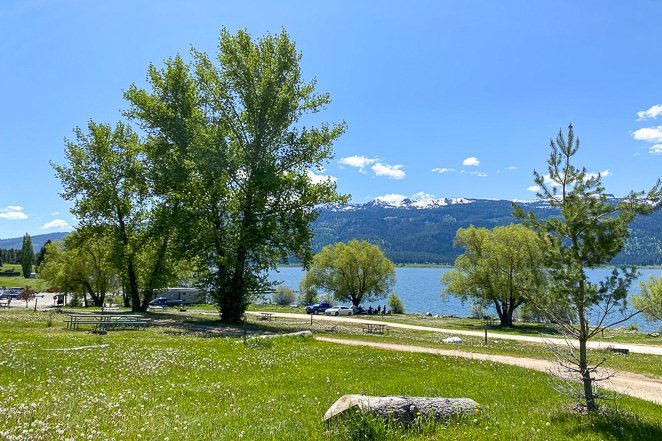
316, 337, 662, 405
248, 311, 662, 355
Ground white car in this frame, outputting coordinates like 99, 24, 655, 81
325, 306, 354, 316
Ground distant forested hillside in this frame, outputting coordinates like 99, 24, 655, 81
0, 232, 68, 251
310, 199, 662, 265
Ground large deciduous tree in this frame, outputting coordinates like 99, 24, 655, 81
515, 124, 661, 412
20, 233, 33, 278
124, 29, 346, 322
441, 224, 547, 327
53, 122, 177, 311
301, 240, 395, 307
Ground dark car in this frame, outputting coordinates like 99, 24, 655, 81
305, 302, 331, 314
149, 297, 184, 307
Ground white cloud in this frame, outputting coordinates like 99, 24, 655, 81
527, 185, 541, 192
339, 155, 377, 172
375, 193, 406, 203
50, 211, 60, 216
371, 162, 406, 179
0, 211, 28, 220
637, 104, 662, 121
470, 171, 488, 177
41, 219, 70, 230
432, 167, 455, 173
649, 144, 662, 155
306, 170, 336, 184
583, 169, 610, 181
0, 205, 28, 220
411, 192, 435, 200
462, 156, 480, 166
632, 126, 662, 143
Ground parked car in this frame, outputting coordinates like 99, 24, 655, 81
149, 297, 184, 307
325, 306, 353, 316
305, 302, 331, 314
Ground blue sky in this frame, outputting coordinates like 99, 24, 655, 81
1, 0, 661, 239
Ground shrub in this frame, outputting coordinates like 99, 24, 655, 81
298, 283, 318, 306
388, 293, 405, 314
271, 285, 296, 305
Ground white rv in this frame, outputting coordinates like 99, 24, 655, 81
154, 288, 206, 305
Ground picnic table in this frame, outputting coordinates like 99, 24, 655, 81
258, 312, 275, 321
362, 323, 388, 334
0, 299, 10, 309
65, 313, 151, 331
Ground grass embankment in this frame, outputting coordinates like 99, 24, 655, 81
0, 309, 660, 440
0, 264, 49, 291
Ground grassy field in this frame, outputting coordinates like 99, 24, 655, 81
245, 305, 662, 346
0, 309, 660, 440
0, 264, 49, 291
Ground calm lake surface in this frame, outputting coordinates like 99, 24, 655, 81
268, 267, 662, 332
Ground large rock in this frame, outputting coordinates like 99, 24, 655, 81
323, 395, 479, 423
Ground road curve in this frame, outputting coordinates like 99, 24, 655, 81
315, 337, 662, 405
248, 311, 662, 355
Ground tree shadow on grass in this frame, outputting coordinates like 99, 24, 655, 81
152, 315, 311, 339
551, 406, 662, 441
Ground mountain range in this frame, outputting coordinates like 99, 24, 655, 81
311, 197, 662, 265
1, 197, 659, 265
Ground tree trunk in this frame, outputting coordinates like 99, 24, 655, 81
222, 246, 247, 323
578, 309, 597, 411
127, 259, 141, 312
323, 395, 479, 423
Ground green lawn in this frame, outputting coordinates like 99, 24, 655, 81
0, 264, 49, 291
0, 309, 660, 440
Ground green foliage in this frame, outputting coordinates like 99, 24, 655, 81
298, 282, 318, 305
388, 292, 405, 314
631, 277, 662, 323
441, 224, 547, 326
34, 239, 50, 270
302, 240, 396, 307
53, 122, 178, 311
20, 233, 33, 278
272, 285, 296, 305
38, 231, 117, 307
123, 29, 346, 322
515, 124, 662, 411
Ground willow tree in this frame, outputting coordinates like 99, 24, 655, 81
515, 124, 661, 412
441, 224, 547, 327
124, 29, 346, 322
301, 240, 395, 307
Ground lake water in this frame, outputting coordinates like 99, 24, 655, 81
268, 267, 662, 332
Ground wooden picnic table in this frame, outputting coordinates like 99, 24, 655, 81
0, 299, 10, 309
259, 312, 275, 321
65, 313, 151, 331
362, 323, 388, 334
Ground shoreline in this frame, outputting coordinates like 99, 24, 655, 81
278, 263, 662, 270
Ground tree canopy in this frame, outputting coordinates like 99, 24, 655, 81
301, 240, 395, 307
20, 233, 33, 278
515, 124, 661, 411
123, 29, 346, 322
53, 122, 178, 311
441, 224, 547, 326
